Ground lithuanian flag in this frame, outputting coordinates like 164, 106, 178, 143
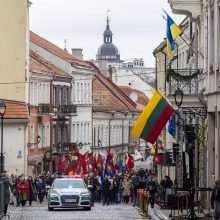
132, 90, 174, 144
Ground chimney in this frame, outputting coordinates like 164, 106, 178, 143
71, 48, 83, 60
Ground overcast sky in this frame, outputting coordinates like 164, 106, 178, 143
30, 0, 184, 67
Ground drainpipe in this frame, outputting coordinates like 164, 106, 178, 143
153, 54, 158, 90
161, 50, 167, 95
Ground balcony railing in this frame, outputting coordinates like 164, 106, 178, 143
168, 68, 203, 95
38, 104, 77, 115
59, 104, 77, 115
38, 104, 54, 114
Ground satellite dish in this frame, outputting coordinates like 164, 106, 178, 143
128, 80, 135, 88
130, 92, 138, 102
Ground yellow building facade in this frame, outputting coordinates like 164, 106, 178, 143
0, 0, 29, 102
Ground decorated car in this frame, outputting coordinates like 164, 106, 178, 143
48, 176, 91, 211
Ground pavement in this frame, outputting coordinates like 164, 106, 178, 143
6, 201, 146, 220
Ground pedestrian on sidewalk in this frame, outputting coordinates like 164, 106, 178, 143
17, 176, 29, 206
37, 178, 46, 203
211, 180, 220, 220
1, 171, 12, 215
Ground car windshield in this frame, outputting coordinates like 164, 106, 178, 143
53, 179, 85, 189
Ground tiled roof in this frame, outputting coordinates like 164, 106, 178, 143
118, 86, 149, 108
30, 31, 92, 68
90, 63, 138, 113
3, 100, 29, 119
30, 50, 71, 78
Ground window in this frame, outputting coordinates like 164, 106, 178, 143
76, 83, 79, 103
46, 125, 50, 147
72, 124, 76, 142
42, 125, 46, 147
84, 123, 86, 143
72, 82, 75, 103
59, 88, 63, 105
53, 87, 57, 106
38, 125, 42, 148
52, 126, 56, 145
30, 125, 34, 144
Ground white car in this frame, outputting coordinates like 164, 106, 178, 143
47, 177, 91, 211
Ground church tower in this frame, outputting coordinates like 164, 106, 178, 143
96, 15, 120, 62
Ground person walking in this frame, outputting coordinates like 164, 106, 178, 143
27, 176, 36, 206
17, 176, 29, 206
1, 172, 12, 215
102, 176, 111, 206
37, 178, 46, 203
147, 176, 158, 209
211, 180, 220, 220
123, 175, 131, 204
131, 174, 140, 207
112, 175, 119, 203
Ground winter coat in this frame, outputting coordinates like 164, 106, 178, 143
102, 179, 111, 193
123, 179, 131, 197
1, 174, 11, 204
17, 181, 29, 201
37, 182, 46, 194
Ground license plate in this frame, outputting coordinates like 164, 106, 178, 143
65, 199, 76, 203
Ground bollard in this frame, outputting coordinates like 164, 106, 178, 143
0, 179, 4, 216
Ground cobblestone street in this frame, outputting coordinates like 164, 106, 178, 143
7, 202, 145, 220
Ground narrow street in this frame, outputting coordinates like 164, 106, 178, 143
7, 202, 145, 220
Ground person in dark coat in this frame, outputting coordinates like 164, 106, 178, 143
112, 176, 119, 203
28, 176, 36, 206
147, 176, 158, 208
102, 176, 111, 206
37, 178, 46, 203
1, 172, 12, 215
160, 176, 173, 202
211, 180, 220, 220
131, 175, 140, 207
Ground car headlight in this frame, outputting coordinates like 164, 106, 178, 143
50, 194, 59, 200
81, 193, 90, 201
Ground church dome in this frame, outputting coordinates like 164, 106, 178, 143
96, 16, 120, 62
97, 43, 119, 61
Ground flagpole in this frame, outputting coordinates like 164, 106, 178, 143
162, 10, 204, 59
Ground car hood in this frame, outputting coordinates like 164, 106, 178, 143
52, 188, 89, 195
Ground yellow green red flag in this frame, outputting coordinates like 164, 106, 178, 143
132, 90, 174, 144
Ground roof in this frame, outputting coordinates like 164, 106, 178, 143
90, 63, 138, 113
153, 40, 166, 55
30, 50, 71, 78
3, 100, 29, 119
30, 31, 92, 69
118, 86, 149, 105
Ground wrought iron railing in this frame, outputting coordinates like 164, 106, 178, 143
38, 104, 54, 114
167, 68, 203, 95
59, 104, 77, 115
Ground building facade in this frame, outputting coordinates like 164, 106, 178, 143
0, 0, 30, 102
30, 32, 94, 154
1, 101, 29, 175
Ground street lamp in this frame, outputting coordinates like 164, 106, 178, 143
0, 100, 6, 174
174, 88, 183, 107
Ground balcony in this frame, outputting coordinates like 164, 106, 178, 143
38, 104, 54, 115
168, 0, 202, 19
59, 104, 77, 115
167, 68, 205, 107
38, 104, 77, 116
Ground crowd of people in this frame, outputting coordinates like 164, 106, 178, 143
2, 168, 220, 220
0, 171, 54, 215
